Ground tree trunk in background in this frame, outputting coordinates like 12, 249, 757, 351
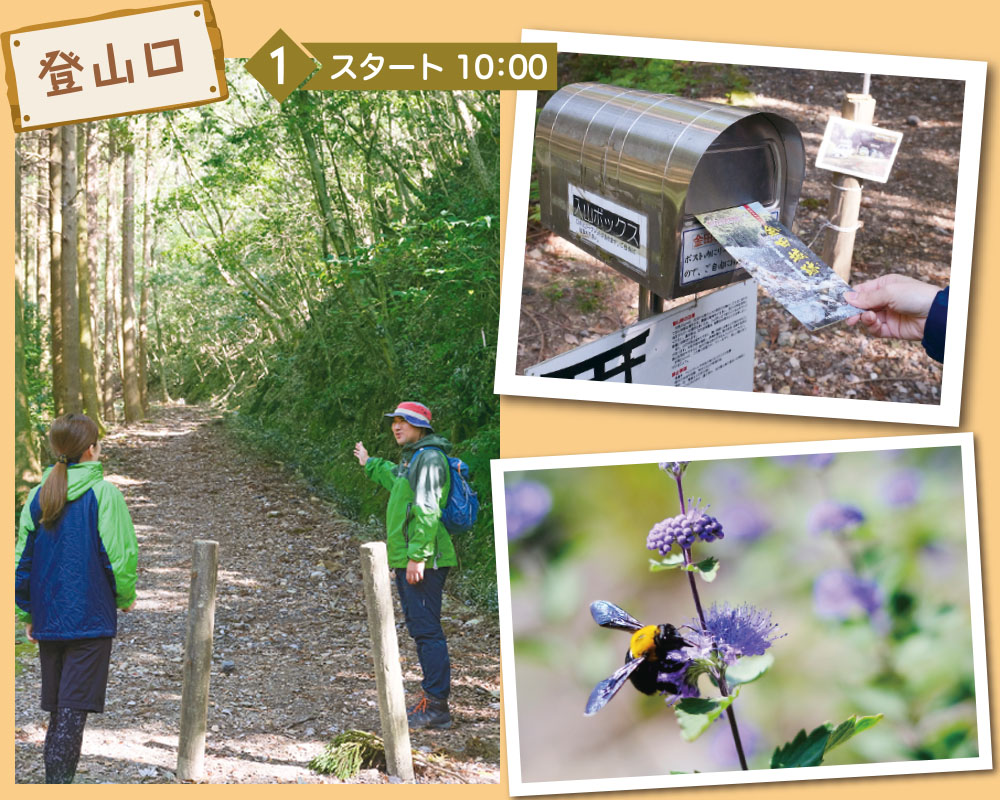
36, 132, 50, 327
79, 123, 104, 429
103, 134, 117, 422
60, 125, 83, 414
49, 129, 66, 416
139, 119, 153, 414
452, 92, 490, 196
151, 286, 172, 402
16, 137, 42, 497
21, 135, 37, 307
121, 142, 143, 424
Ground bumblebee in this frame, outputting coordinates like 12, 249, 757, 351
585, 600, 690, 715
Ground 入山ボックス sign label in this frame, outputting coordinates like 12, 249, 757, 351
567, 184, 648, 273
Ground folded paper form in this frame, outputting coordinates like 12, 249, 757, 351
696, 202, 862, 331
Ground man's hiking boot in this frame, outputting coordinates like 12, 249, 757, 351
408, 693, 452, 729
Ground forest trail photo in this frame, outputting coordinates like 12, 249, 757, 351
15, 404, 501, 783
14, 64, 500, 784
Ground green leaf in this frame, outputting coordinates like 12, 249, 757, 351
649, 553, 685, 572
825, 714, 884, 753
674, 690, 739, 742
684, 556, 720, 582
771, 714, 884, 768
770, 724, 832, 768
723, 654, 774, 687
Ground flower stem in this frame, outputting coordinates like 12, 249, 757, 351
674, 470, 748, 770
718, 672, 749, 770
683, 548, 708, 629
674, 474, 687, 515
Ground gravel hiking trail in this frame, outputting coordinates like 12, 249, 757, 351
14, 404, 501, 784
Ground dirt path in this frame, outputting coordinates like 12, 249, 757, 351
14, 404, 500, 784
518, 65, 958, 403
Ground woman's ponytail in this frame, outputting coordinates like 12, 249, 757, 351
39, 414, 99, 528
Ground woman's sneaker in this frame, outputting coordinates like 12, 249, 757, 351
407, 693, 452, 729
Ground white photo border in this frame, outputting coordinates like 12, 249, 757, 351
495, 30, 987, 427
492, 432, 990, 795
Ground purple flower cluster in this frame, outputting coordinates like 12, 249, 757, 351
812, 569, 882, 620
658, 461, 689, 479
683, 603, 783, 666
808, 500, 865, 535
716, 500, 771, 542
505, 481, 552, 540
647, 503, 724, 555
883, 469, 922, 508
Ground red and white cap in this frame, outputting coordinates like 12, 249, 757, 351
384, 401, 433, 430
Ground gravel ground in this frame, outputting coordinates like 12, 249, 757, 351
516, 64, 961, 403
14, 404, 500, 784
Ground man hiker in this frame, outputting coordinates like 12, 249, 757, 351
353, 401, 456, 729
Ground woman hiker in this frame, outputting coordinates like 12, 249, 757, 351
353, 401, 456, 729
15, 413, 138, 783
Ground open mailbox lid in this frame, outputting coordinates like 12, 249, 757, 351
535, 82, 805, 299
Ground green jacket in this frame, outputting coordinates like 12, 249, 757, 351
364, 433, 457, 569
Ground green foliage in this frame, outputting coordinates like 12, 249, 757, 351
771, 714, 884, 768
687, 556, 719, 582
553, 54, 750, 99
22, 301, 52, 440
153, 82, 501, 611
722, 654, 774, 687
309, 730, 386, 779
14, 617, 38, 677
649, 553, 686, 571
571, 277, 609, 313
674, 691, 738, 742
648, 553, 719, 581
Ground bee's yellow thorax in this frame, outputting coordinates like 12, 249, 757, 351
630, 625, 658, 659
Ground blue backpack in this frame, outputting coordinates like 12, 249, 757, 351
413, 446, 479, 534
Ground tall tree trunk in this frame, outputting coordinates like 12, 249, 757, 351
138, 119, 153, 414
49, 129, 66, 416
36, 132, 50, 325
120, 141, 143, 424
151, 267, 172, 402
61, 125, 83, 414
21, 135, 37, 307
79, 123, 104, 429
103, 135, 117, 422
16, 136, 41, 497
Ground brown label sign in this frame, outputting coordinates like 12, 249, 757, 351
301, 43, 557, 91
3, 1, 227, 132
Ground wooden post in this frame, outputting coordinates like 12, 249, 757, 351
176, 540, 219, 782
359, 542, 414, 781
638, 287, 664, 320
821, 93, 877, 282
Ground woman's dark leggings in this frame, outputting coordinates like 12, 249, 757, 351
44, 707, 88, 783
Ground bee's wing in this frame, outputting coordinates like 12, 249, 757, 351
590, 600, 643, 631
585, 657, 643, 716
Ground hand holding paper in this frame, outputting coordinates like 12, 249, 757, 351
844, 275, 942, 340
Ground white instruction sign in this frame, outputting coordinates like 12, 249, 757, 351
680, 225, 739, 285
526, 280, 756, 391
567, 183, 648, 273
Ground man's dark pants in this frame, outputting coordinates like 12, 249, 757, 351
394, 566, 450, 700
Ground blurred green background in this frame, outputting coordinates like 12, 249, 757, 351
504, 447, 977, 782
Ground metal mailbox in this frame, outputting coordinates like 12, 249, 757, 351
535, 82, 806, 299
